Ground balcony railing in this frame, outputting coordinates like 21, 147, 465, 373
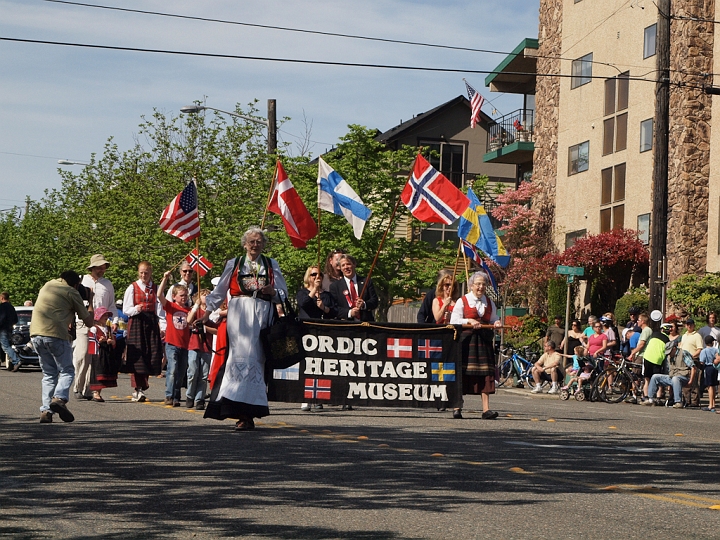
486, 109, 535, 153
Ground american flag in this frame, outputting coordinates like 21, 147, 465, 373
185, 248, 213, 277
159, 181, 200, 241
465, 80, 485, 129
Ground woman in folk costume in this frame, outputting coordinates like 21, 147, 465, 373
121, 261, 164, 403
87, 306, 119, 402
201, 227, 288, 431
450, 271, 503, 420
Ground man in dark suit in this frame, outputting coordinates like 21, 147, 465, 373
330, 255, 379, 322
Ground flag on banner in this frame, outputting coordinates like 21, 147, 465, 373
401, 154, 470, 225
457, 187, 511, 268
185, 249, 213, 277
387, 338, 413, 358
417, 339, 443, 359
461, 239, 499, 295
431, 362, 456, 382
159, 181, 200, 241
304, 378, 331, 400
317, 157, 372, 239
513, 119, 523, 130
268, 161, 318, 248
464, 80, 485, 129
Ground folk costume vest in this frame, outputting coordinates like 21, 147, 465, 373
229, 254, 275, 302
463, 293, 493, 374
132, 281, 157, 314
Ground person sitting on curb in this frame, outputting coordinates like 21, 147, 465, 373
642, 338, 695, 408
531, 340, 563, 395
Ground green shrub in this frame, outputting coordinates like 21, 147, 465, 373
547, 277, 568, 320
667, 273, 720, 318
503, 314, 546, 354
614, 287, 649, 326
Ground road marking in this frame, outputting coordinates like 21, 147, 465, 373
505, 441, 674, 453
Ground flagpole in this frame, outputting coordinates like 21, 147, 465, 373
463, 250, 470, 285
261, 160, 279, 230
358, 158, 417, 300
316, 189, 322, 269
195, 237, 201, 299
451, 240, 462, 285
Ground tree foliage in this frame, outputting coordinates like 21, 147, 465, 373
667, 273, 720, 318
0, 108, 451, 320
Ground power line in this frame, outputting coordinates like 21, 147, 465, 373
41, 0, 511, 56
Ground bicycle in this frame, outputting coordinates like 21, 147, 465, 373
497, 346, 538, 388
591, 353, 640, 403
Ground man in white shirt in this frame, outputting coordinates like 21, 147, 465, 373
72, 254, 118, 400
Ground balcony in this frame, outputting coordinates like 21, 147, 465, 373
483, 109, 535, 165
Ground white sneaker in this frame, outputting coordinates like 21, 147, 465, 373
548, 384, 560, 395
300, 403, 310, 411
137, 391, 147, 403
131, 391, 140, 402
531, 384, 543, 394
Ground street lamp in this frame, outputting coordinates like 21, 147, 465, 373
180, 100, 277, 154
58, 159, 90, 166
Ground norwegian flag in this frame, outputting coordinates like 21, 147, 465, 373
268, 161, 318, 248
461, 239, 483, 264
513, 119, 523, 130
185, 249, 213, 277
87, 327, 100, 355
465, 80, 485, 129
159, 181, 200, 241
387, 338, 413, 358
304, 378, 331, 400
417, 339, 443, 359
401, 154, 470, 225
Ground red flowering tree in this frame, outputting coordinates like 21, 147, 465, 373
561, 228, 649, 314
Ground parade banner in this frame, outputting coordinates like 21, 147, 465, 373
267, 320, 463, 408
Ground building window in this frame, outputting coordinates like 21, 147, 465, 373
565, 229, 587, 248
644, 24, 657, 59
422, 141, 465, 188
571, 53, 593, 89
600, 164, 626, 232
603, 73, 629, 154
420, 223, 458, 248
640, 118, 653, 152
568, 141, 589, 175
638, 213, 650, 245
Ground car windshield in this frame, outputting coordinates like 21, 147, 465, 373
16, 311, 32, 326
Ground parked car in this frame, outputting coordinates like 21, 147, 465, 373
6, 307, 40, 370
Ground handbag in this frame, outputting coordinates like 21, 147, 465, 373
260, 298, 306, 370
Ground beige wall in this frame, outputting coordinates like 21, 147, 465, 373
552, 0, 657, 248
707, 5, 720, 272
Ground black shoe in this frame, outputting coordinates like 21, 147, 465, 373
49, 398, 75, 423
11, 361, 21, 372
186, 398, 194, 408
234, 418, 255, 431
341, 405, 354, 411
481, 410, 499, 420
194, 401, 205, 411
453, 409, 463, 419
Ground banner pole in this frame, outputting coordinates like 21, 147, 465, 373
261, 160, 279, 230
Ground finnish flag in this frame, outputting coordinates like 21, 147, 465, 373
317, 157, 372, 239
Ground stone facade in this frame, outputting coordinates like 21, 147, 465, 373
532, 0, 562, 247
667, 0, 714, 279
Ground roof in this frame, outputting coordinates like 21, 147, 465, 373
375, 95, 494, 143
485, 38, 539, 95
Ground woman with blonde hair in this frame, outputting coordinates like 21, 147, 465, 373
431, 271, 460, 324
297, 266, 337, 320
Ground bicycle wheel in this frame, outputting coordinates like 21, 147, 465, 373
599, 372, 631, 403
498, 360, 513, 386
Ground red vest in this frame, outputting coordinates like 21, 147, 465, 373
463, 294, 492, 323
132, 282, 157, 312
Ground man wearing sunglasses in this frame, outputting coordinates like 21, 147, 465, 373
165, 262, 197, 308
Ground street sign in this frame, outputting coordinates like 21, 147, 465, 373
556, 265, 584, 276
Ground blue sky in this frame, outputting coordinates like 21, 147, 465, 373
0, 0, 540, 210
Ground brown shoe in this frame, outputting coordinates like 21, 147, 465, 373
49, 397, 74, 422
163, 397, 173, 405
40, 411, 53, 423
11, 362, 22, 372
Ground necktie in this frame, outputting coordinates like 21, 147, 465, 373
349, 280, 358, 304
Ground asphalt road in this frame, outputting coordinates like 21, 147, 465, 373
1, 367, 720, 539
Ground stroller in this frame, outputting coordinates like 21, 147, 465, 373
560, 356, 600, 401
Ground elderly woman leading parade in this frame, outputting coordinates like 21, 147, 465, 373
201, 227, 288, 431
450, 271, 503, 420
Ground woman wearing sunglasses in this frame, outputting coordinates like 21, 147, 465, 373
297, 266, 337, 320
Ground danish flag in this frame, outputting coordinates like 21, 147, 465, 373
268, 161, 318, 248
387, 338, 413, 358
185, 249, 213, 277
401, 154, 470, 225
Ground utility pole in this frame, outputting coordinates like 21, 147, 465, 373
267, 99, 277, 155
649, 0, 670, 314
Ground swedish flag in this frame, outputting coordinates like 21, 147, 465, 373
457, 188, 510, 268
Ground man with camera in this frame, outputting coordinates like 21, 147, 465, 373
30, 271, 95, 423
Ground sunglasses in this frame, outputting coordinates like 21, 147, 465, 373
181, 270, 193, 273
310, 272, 323, 277
594, 325, 602, 328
